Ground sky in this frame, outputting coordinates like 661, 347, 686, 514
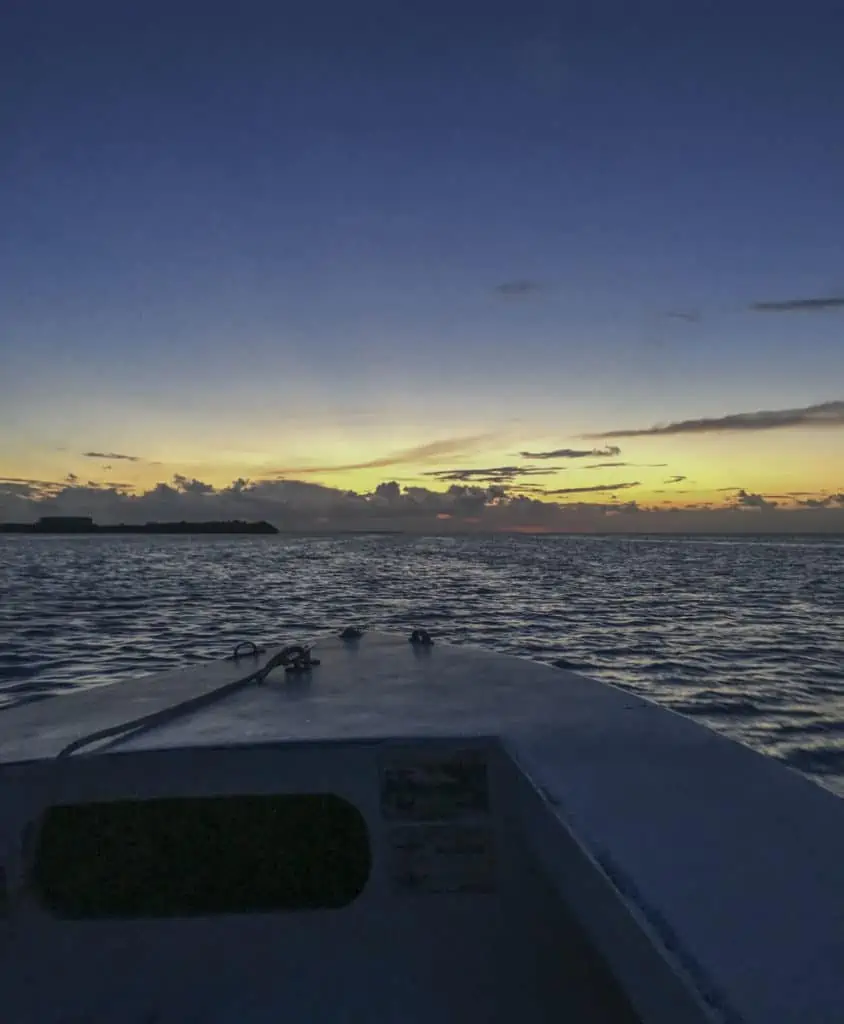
2, 1, 843, 532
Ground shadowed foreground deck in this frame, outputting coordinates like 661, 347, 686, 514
1, 631, 842, 1022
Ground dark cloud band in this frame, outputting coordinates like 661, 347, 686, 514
546, 481, 640, 495
585, 401, 844, 438
750, 297, 844, 313
82, 451, 142, 462
520, 445, 622, 460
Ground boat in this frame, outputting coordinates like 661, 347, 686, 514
1, 629, 842, 1023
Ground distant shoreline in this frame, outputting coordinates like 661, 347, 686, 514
0, 517, 278, 535
2, 523, 841, 539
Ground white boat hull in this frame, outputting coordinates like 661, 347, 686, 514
1, 630, 842, 1022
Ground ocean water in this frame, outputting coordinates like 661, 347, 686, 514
1, 534, 843, 796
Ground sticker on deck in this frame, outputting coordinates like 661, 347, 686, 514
379, 749, 489, 821
388, 824, 496, 894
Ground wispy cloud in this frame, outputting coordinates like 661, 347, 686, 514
585, 461, 667, 469
546, 481, 640, 495
665, 310, 702, 322
0, 476, 67, 499
507, 483, 549, 493
423, 465, 556, 483
585, 400, 844, 438
271, 433, 495, 475
493, 279, 545, 299
1, 476, 57, 486
82, 451, 142, 462
520, 445, 622, 460
749, 296, 844, 313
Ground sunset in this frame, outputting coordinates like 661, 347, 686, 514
3, 4, 843, 533
2, 9, 843, 1018
3, 398, 843, 531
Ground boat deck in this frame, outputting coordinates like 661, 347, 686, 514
1, 630, 843, 1023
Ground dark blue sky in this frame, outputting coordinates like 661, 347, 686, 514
2, 2, 843, 509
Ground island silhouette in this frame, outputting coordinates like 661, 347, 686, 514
0, 516, 278, 535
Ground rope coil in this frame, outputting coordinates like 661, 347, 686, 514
57, 639, 321, 757
256, 645, 320, 681
230, 640, 264, 659
56, 626, 434, 758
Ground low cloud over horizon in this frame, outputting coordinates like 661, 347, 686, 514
586, 400, 844, 439
3, 473, 844, 534
5, 400, 844, 535
731, 488, 778, 509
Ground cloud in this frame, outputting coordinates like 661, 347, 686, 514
520, 445, 622, 460
1, 476, 58, 487
585, 400, 844, 438
795, 493, 844, 508
0, 476, 67, 499
270, 434, 495, 475
0, 482, 47, 498
505, 483, 549, 493
5, 473, 844, 533
82, 451, 142, 462
749, 296, 844, 313
664, 475, 687, 483
665, 310, 702, 322
373, 481, 400, 501
585, 461, 667, 469
731, 489, 779, 510
492, 280, 545, 299
546, 481, 640, 495
172, 474, 215, 495
423, 465, 557, 483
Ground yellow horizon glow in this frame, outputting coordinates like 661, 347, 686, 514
2, 421, 842, 511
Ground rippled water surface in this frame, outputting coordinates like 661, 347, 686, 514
2, 534, 843, 795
